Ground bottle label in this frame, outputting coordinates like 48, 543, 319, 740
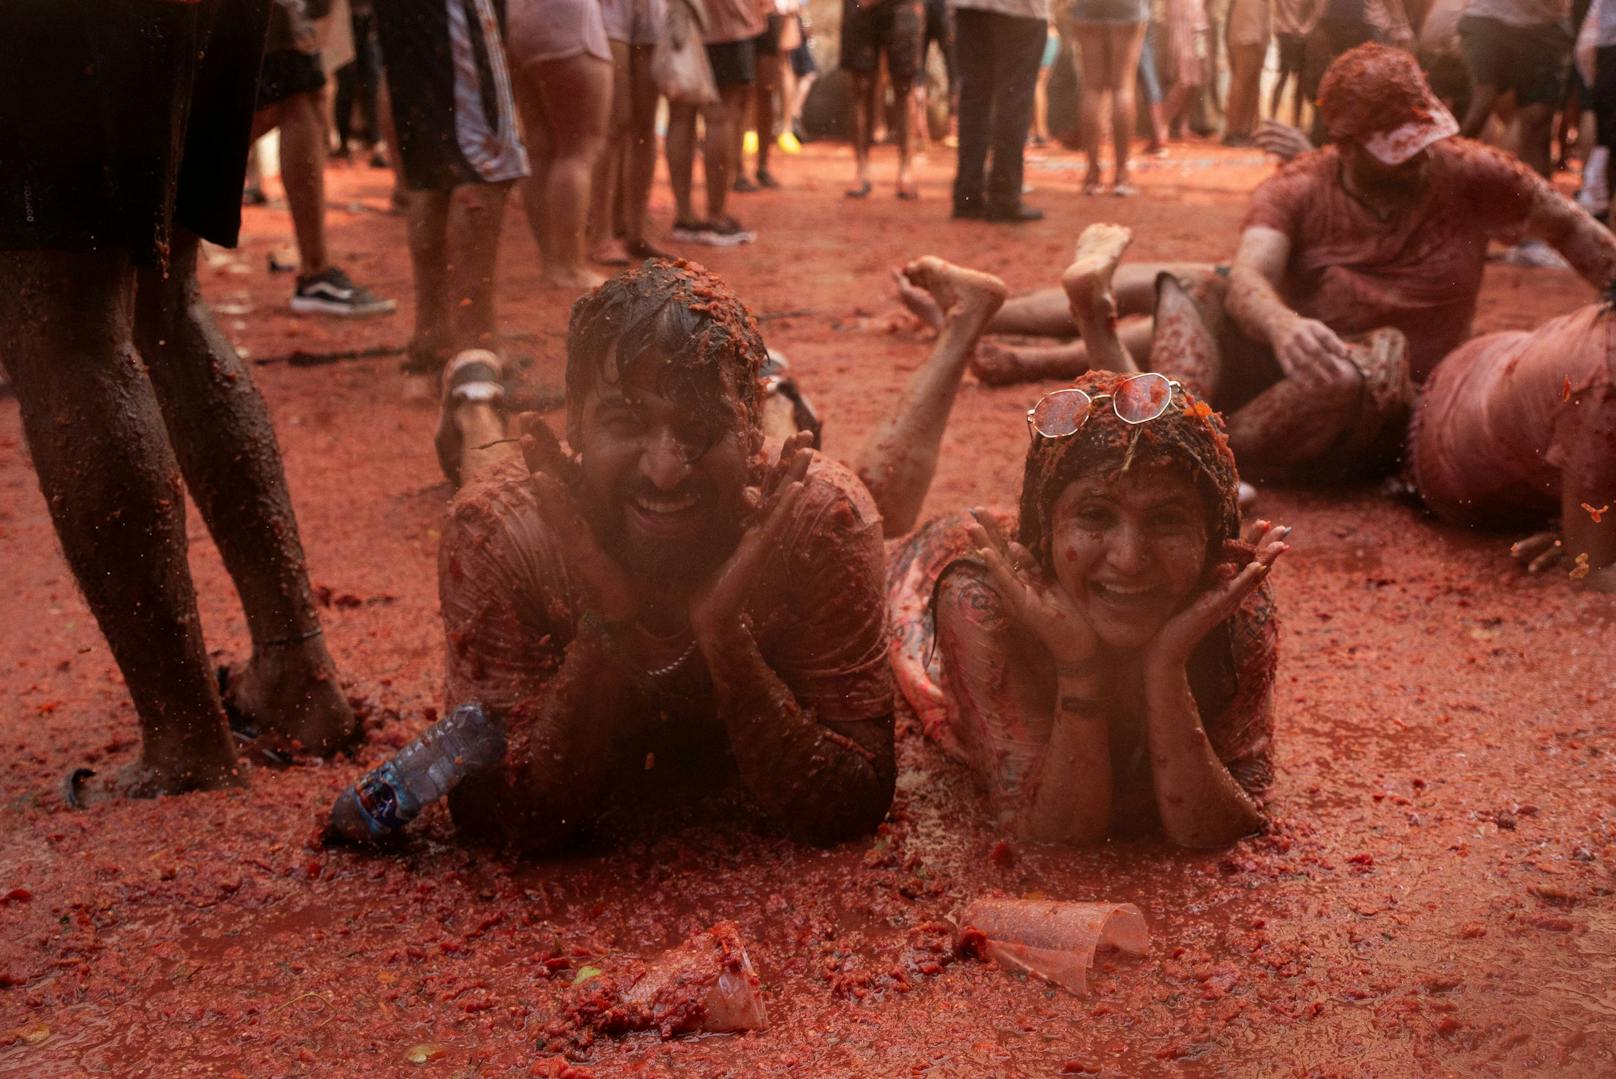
353, 770, 410, 835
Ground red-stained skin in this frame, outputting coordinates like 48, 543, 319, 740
2, 160, 1615, 1078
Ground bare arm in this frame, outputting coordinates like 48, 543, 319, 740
1227, 226, 1355, 387
1139, 659, 1267, 847
700, 622, 896, 844
935, 567, 1113, 845
1524, 183, 1616, 293
1138, 525, 1288, 847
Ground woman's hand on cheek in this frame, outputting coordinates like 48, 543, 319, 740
1146, 520, 1290, 670
967, 508, 1100, 666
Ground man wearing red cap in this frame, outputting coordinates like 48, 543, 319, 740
1219, 42, 1616, 480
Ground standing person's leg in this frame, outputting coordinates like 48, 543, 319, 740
983, 11, 1048, 217
275, 87, 331, 277
950, 8, 997, 216
444, 181, 515, 351
526, 53, 613, 288
1073, 25, 1111, 191
754, 29, 783, 186
589, 39, 635, 265
1457, 16, 1504, 139
1517, 103, 1558, 179
888, 0, 924, 198
0, 252, 241, 794
513, 64, 560, 270
666, 101, 703, 230
1224, 40, 1264, 141
1107, 21, 1148, 190
705, 81, 753, 230
843, 0, 880, 196
133, 230, 354, 752
622, 43, 663, 254
405, 190, 453, 372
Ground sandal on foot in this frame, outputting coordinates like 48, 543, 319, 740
1111, 182, 1138, 197
845, 181, 873, 198
434, 349, 506, 487
1082, 180, 1106, 196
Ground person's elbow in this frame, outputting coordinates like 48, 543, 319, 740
773, 739, 896, 847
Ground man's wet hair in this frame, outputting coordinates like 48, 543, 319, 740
566, 259, 767, 443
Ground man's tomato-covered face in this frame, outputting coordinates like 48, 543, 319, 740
574, 355, 754, 584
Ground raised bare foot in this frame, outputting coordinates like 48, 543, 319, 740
1060, 223, 1134, 327
222, 637, 357, 756
900, 256, 1007, 340
892, 267, 945, 332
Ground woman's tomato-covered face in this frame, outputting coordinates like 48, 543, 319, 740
1047, 465, 1211, 651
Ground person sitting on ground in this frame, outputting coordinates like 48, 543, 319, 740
887, 362, 1289, 847
903, 46, 1616, 482
433, 261, 899, 851
1410, 301, 1616, 591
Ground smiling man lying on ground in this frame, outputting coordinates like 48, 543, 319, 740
435, 259, 895, 851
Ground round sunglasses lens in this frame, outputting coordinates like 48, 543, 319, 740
1113, 373, 1174, 424
1031, 389, 1093, 437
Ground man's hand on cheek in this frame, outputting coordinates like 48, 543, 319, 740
688, 431, 815, 646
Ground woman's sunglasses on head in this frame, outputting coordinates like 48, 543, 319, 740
1026, 372, 1184, 440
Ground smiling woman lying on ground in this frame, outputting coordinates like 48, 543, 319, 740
888, 371, 1289, 848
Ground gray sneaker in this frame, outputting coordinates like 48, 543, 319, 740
290, 267, 397, 317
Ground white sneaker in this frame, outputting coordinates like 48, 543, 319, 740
1577, 147, 1610, 215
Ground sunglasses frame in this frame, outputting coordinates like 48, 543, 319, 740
1025, 374, 1185, 440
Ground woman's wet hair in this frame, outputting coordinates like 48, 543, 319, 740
565, 258, 767, 443
1015, 370, 1243, 573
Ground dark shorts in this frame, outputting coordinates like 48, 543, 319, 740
1458, 14, 1571, 107
755, 14, 786, 56
840, 0, 924, 82
1595, 45, 1616, 148
0, 0, 269, 268
706, 38, 757, 86
1275, 30, 1305, 69
256, 48, 328, 109
790, 34, 819, 78
374, 0, 529, 191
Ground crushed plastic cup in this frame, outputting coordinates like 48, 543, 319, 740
954, 898, 1149, 996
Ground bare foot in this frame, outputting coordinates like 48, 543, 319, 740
543, 266, 606, 290
590, 237, 632, 267
222, 638, 357, 756
892, 266, 945, 332
1060, 223, 1134, 328
900, 256, 1008, 341
72, 724, 244, 803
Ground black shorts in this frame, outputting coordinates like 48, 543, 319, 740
257, 48, 328, 110
1275, 31, 1305, 70
1458, 14, 1571, 107
0, 0, 269, 268
374, 0, 529, 191
840, 0, 924, 83
706, 38, 757, 86
756, 14, 786, 56
1595, 45, 1616, 148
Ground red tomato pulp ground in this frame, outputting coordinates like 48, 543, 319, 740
2, 143, 1614, 1077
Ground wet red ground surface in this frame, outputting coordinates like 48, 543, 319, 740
3, 141, 1615, 1077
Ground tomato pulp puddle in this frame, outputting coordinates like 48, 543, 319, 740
4, 146, 1616, 1076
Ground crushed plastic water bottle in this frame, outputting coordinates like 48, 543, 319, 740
325, 702, 505, 844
